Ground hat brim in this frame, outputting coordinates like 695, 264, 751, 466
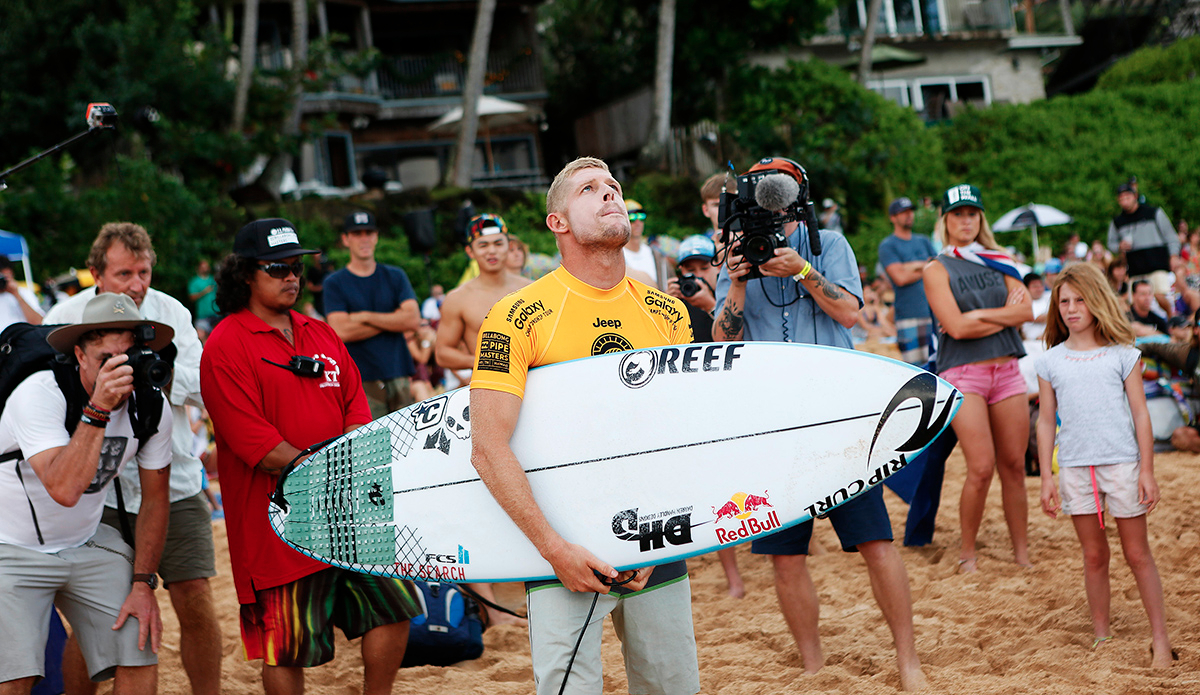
343, 225, 378, 233
255, 247, 321, 262
943, 200, 984, 213
47, 320, 176, 355
677, 253, 713, 264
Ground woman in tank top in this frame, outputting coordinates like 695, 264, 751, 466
923, 184, 1033, 573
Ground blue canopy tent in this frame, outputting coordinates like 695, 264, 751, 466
0, 229, 34, 285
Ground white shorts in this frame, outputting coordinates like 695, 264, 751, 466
527, 577, 699, 695
1059, 461, 1150, 518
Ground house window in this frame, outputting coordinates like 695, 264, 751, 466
868, 76, 990, 120
851, 0, 925, 35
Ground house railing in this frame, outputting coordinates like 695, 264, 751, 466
376, 51, 545, 100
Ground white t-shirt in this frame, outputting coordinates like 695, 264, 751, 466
0, 286, 45, 332
0, 372, 172, 552
1034, 343, 1141, 468
1023, 293, 1051, 341
623, 243, 658, 282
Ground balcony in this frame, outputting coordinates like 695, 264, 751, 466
829, 0, 1016, 39
376, 50, 546, 101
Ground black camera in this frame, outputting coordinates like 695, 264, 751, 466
0, 276, 8, 292
678, 274, 702, 298
125, 324, 171, 389
718, 170, 800, 279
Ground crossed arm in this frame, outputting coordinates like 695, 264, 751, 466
923, 262, 1031, 341
328, 298, 421, 343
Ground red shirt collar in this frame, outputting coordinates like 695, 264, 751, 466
231, 308, 312, 335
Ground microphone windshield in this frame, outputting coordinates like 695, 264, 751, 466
754, 174, 801, 212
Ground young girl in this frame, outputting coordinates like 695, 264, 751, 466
1034, 263, 1174, 667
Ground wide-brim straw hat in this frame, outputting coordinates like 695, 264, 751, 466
46, 293, 174, 354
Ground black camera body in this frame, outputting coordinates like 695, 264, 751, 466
125, 324, 171, 389
678, 274, 702, 298
718, 170, 803, 279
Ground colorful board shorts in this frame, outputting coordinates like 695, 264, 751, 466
895, 317, 934, 365
239, 567, 421, 667
1059, 461, 1150, 518
940, 358, 1026, 405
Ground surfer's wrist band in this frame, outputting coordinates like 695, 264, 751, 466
80, 413, 108, 428
793, 260, 812, 282
83, 402, 111, 421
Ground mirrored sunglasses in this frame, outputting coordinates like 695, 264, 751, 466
258, 261, 305, 279
628, 211, 647, 221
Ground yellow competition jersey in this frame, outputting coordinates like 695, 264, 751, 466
471, 266, 694, 398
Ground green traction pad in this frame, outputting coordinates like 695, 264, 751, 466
282, 428, 395, 566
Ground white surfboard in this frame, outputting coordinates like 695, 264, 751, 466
269, 342, 961, 583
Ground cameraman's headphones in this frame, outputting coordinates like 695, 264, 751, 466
746, 157, 808, 187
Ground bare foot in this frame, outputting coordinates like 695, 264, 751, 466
487, 607, 528, 628
957, 557, 977, 574
1150, 642, 1178, 669
899, 664, 928, 691
726, 579, 745, 599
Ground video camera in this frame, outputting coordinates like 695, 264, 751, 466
717, 159, 822, 280
125, 324, 171, 389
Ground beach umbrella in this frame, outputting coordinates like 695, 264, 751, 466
991, 203, 1073, 261
428, 96, 530, 174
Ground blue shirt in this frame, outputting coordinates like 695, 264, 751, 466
323, 264, 417, 380
715, 226, 863, 348
878, 233, 936, 322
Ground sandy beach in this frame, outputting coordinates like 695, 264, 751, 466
115, 441, 1200, 695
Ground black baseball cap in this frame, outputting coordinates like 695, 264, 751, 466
234, 218, 319, 261
1116, 182, 1135, 194
344, 211, 377, 232
888, 197, 914, 215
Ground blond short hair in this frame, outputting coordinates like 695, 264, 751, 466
546, 157, 611, 215
700, 173, 728, 202
88, 222, 157, 274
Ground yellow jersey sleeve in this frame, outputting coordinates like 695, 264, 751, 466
470, 267, 693, 399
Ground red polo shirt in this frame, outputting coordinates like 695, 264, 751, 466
201, 309, 371, 604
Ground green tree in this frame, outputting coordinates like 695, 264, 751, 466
1096, 36, 1200, 89
724, 58, 947, 270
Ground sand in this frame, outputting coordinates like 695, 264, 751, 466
113, 444, 1198, 695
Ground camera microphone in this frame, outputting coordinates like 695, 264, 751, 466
753, 173, 822, 256
753, 174, 799, 212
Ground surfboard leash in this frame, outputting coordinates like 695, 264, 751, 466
458, 584, 527, 621
269, 436, 341, 512
557, 571, 638, 695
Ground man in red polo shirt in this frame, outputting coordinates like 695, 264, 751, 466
200, 218, 420, 695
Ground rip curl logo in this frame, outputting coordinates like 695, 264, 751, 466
592, 333, 633, 355
866, 372, 957, 472
266, 226, 299, 247
316, 354, 341, 388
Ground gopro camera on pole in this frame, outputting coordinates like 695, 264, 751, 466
0, 102, 118, 192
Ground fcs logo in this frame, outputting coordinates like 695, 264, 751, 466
619, 350, 657, 388
316, 354, 341, 388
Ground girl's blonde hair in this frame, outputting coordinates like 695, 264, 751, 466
1043, 262, 1135, 348
934, 207, 1002, 251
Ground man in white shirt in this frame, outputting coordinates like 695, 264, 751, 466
0, 292, 174, 693
622, 199, 673, 290
44, 223, 220, 695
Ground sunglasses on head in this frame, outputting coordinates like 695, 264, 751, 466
258, 261, 305, 279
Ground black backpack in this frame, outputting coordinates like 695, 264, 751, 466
0, 322, 164, 546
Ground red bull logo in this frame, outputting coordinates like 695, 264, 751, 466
711, 491, 780, 544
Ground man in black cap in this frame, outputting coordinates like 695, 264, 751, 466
0, 293, 174, 694
878, 197, 937, 364
201, 218, 420, 695
324, 211, 422, 419
1108, 181, 1178, 315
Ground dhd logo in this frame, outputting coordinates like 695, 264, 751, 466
611, 507, 693, 552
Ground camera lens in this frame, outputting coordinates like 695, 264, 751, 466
679, 275, 701, 297
740, 235, 776, 265
126, 347, 171, 389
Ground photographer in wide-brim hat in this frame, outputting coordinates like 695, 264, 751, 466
0, 292, 175, 690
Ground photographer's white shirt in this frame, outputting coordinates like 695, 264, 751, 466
0, 372, 172, 552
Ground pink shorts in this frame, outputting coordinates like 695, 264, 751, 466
940, 359, 1026, 405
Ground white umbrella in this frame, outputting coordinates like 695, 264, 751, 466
428, 96, 530, 174
992, 203, 1074, 262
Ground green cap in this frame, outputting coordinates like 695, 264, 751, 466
942, 184, 984, 213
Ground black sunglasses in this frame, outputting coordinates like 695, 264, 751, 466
258, 261, 305, 279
